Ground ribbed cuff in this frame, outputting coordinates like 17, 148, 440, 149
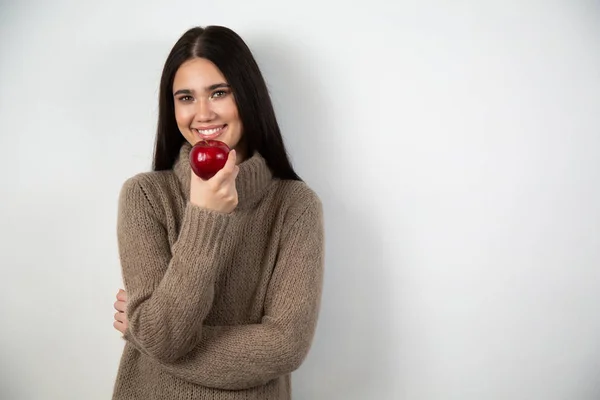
172, 203, 231, 265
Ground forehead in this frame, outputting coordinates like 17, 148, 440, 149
173, 58, 227, 90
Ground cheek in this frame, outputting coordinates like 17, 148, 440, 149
216, 99, 240, 122
174, 105, 193, 126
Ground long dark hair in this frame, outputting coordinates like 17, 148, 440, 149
152, 25, 301, 181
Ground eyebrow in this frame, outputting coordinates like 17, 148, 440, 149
173, 83, 231, 96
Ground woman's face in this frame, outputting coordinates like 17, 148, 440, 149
173, 57, 244, 160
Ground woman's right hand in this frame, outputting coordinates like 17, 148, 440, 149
190, 149, 240, 214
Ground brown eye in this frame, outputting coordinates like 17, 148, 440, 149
210, 90, 228, 99
178, 95, 193, 102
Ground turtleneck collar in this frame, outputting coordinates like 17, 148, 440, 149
173, 142, 274, 210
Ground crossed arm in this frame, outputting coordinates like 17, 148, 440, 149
113, 178, 324, 390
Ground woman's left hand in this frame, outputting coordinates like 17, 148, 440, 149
113, 289, 129, 334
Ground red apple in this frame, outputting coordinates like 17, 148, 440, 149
189, 140, 230, 180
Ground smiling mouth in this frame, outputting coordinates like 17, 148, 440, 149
193, 125, 227, 140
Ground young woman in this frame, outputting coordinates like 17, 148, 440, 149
111, 25, 324, 399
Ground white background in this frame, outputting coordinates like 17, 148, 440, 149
1, 1, 599, 399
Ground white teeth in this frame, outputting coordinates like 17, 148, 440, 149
196, 127, 222, 135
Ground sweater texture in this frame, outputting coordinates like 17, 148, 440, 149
112, 142, 324, 399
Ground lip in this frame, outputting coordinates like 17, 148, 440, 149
192, 124, 227, 141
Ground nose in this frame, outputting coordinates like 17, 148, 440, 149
195, 98, 215, 122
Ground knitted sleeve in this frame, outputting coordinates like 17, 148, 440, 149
149, 194, 325, 390
117, 176, 231, 363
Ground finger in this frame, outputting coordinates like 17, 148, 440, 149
113, 320, 126, 334
117, 289, 127, 302
218, 149, 237, 174
210, 150, 237, 185
223, 165, 240, 187
114, 300, 126, 312
226, 149, 237, 171
114, 311, 124, 323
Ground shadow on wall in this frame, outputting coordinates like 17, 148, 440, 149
248, 33, 397, 399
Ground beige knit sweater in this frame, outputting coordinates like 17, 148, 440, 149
112, 142, 324, 399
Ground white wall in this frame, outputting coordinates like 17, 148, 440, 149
1, 0, 599, 399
